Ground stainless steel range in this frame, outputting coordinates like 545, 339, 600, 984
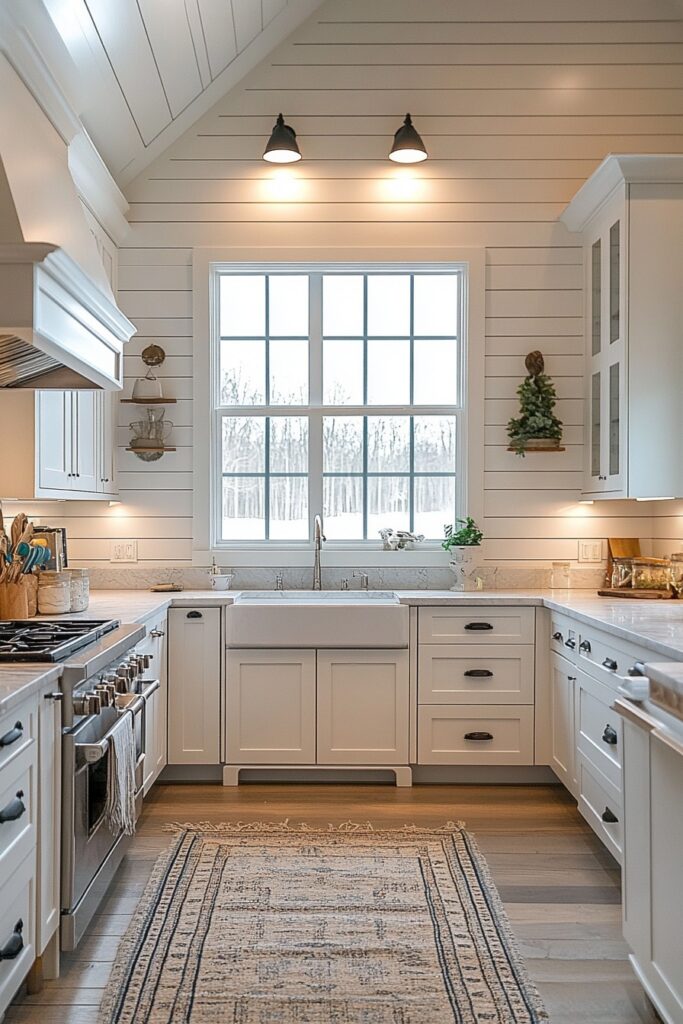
0, 618, 158, 951
57, 620, 163, 950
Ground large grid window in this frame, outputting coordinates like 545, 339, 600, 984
213, 266, 465, 545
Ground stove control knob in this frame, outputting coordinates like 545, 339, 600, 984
143, 653, 153, 669
85, 693, 102, 714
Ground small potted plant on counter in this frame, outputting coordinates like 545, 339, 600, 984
507, 350, 564, 456
442, 516, 483, 592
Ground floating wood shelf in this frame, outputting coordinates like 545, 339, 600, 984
121, 397, 177, 404
125, 446, 177, 453
506, 446, 566, 452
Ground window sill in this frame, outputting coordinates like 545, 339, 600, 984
193, 546, 452, 568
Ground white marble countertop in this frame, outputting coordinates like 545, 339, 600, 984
5, 586, 683, 713
0, 663, 63, 716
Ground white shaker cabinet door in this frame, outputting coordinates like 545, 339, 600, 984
648, 729, 683, 1021
38, 391, 72, 490
167, 608, 221, 764
72, 390, 98, 493
37, 689, 61, 958
316, 650, 409, 765
549, 653, 577, 796
226, 650, 316, 764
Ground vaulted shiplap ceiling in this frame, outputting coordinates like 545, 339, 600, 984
41, 0, 324, 184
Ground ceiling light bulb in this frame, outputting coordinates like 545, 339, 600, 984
263, 113, 301, 163
389, 113, 428, 164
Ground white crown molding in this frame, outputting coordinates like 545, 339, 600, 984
0, 1, 129, 245
561, 154, 683, 232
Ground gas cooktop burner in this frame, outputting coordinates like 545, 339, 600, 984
0, 619, 120, 662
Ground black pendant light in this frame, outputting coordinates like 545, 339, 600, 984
263, 113, 302, 163
389, 113, 428, 164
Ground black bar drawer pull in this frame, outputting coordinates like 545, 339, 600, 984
0, 920, 23, 961
552, 631, 563, 642
186, 611, 203, 619
464, 731, 494, 741
602, 725, 618, 746
464, 622, 493, 631
0, 722, 23, 749
602, 658, 618, 671
464, 669, 494, 678
601, 807, 619, 824
0, 791, 25, 825
565, 638, 576, 650
579, 640, 591, 653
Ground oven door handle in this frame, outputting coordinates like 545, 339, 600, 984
116, 695, 145, 717
75, 706, 139, 767
138, 679, 160, 702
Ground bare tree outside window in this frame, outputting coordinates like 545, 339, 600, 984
213, 268, 464, 544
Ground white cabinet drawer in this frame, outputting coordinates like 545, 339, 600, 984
0, 700, 36, 773
0, 856, 36, 1019
418, 705, 534, 765
578, 756, 623, 863
549, 612, 578, 660
418, 645, 534, 705
576, 669, 622, 793
419, 607, 535, 645
0, 743, 36, 885
576, 628, 652, 691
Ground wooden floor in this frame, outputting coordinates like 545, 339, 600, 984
8, 782, 655, 1024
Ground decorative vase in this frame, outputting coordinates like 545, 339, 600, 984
448, 546, 479, 592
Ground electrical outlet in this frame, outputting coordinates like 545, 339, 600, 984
579, 540, 603, 563
111, 541, 138, 563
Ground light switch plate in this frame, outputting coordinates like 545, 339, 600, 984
111, 540, 138, 563
579, 540, 603, 563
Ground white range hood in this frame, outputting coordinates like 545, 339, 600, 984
0, 55, 135, 389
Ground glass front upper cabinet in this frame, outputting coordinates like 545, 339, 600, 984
609, 221, 620, 344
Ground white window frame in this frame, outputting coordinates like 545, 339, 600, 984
193, 246, 484, 567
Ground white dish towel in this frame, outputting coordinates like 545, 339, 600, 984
104, 713, 137, 836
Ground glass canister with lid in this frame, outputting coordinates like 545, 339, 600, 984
631, 557, 672, 591
37, 571, 71, 614
66, 568, 90, 612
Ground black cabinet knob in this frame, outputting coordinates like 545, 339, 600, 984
0, 722, 23, 748
602, 725, 618, 746
552, 631, 563, 642
463, 669, 494, 678
0, 920, 23, 961
628, 662, 646, 677
464, 731, 494, 741
186, 611, 203, 619
601, 807, 619, 824
464, 622, 493, 631
602, 658, 618, 672
579, 640, 591, 653
0, 791, 25, 825
565, 638, 576, 650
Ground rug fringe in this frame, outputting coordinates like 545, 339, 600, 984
162, 818, 467, 835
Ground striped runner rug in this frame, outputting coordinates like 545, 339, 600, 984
99, 821, 548, 1024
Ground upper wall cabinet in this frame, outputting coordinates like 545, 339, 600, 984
0, 390, 117, 500
562, 155, 683, 501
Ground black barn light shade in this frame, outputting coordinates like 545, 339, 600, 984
389, 113, 428, 163
263, 113, 302, 163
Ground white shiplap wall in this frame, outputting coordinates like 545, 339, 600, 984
51, 0, 683, 566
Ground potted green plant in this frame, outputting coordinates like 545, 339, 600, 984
442, 517, 483, 592
507, 351, 563, 456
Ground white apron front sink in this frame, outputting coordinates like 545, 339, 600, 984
227, 591, 408, 648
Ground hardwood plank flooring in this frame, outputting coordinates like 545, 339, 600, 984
8, 782, 655, 1024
